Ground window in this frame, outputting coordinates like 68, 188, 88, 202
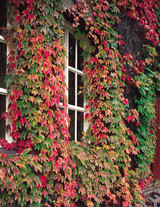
0, 0, 8, 140
65, 26, 88, 141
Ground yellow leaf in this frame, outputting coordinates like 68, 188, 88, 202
0, 169, 5, 181
31, 88, 38, 96
30, 96, 35, 103
103, 144, 110, 150
16, 161, 25, 168
86, 199, 94, 207
145, 58, 151, 65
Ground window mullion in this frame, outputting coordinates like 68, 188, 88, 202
75, 110, 77, 141
75, 38, 78, 107
0, 35, 4, 42
65, 29, 69, 117
0, 88, 7, 95
75, 38, 78, 70
75, 38, 78, 141
5, 31, 12, 143
68, 66, 83, 76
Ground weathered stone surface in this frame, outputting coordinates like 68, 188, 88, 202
62, 0, 74, 9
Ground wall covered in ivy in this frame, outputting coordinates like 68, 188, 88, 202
0, 0, 159, 206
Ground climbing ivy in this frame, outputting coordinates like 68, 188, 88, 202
1, 0, 76, 206
0, 0, 159, 206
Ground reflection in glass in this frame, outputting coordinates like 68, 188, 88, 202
0, 95, 5, 138
0, 42, 6, 88
69, 33, 75, 68
69, 110, 75, 141
69, 71, 75, 105
77, 74, 84, 107
77, 40, 84, 71
77, 112, 84, 141
0, 0, 7, 35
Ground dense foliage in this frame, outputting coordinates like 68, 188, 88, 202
0, 0, 159, 206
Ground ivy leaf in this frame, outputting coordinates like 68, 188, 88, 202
0, 169, 6, 181
32, 162, 42, 173
55, 183, 63, 194
86, 199, 94, 207
34, 194, 42, 204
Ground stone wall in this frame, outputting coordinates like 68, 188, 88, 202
143, 179, 160, 199
62, 0, 74, 9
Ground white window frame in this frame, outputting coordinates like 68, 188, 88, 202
0, 35, 7, 96
64, 22, 89, 141
0, 13, 11, 143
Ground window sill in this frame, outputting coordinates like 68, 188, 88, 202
0, 148, 18, 156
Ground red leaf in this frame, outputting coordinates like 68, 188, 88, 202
132, 135, 139, 144
126, 116, 135, 122
9, 95, 15, 102
38, 175, 47, 189
18, 148, 24, 155
14, 110, 22, 119
32, 37, 36, 46
6, 142, 16, 150
0, 139, 8, 147
12, 123, 17, 132
20, 117, 27, 126
22, 10, 28, 16
10, 132, 20, 140
85, 113, 89, 120
117, 39, 125, 45
37, 34, 45, 43
61, 127, 68, 136
42, 119, 47, 126
42, 190, 48, 197
136, 121, 140, 127
25, 139, 34, 148
18, 43, 22, 49
123, 99, 128, 105
55, 161, 61, 171
10, 103, 17, 111
55, 183, 63, 193
49, 156, 55, 163
27, 0, 34, 6
16, 90, 23, 99
1, 112, 8, 119
6, 124, 11, 132
92, 124, 97, 134
127, 129, 131, 134
18, 140, 25, 148
48, 123, 58, 133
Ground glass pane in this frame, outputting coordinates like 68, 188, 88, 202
77, 40, 84, 71
69, 110, 75, 141
69, 33, 75, 68
0, 42, 6, 88
77, 74, 84, 107
77, 112, 84, 141
0, 0, 7, 35
69, 71, 75, 105
0, 95, 6, 138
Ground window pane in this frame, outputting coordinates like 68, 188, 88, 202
0, 95, 6, 138
0, 0, 7, 35
69, 110, 75, 141
77, 112, 84, 141
69, 33, 75, 68
69, 71, 75, 105
77, 40, 84, 71
77, 74, 84, 107
0, 42, 6, 88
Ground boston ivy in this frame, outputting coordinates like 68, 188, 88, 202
0, 0, 159, 206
